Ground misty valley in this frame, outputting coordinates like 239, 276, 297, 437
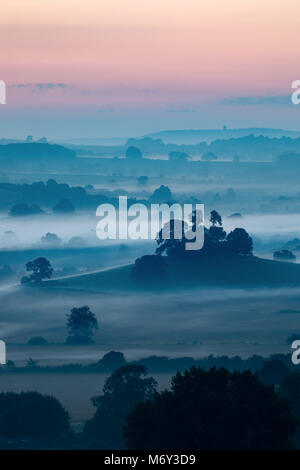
0, 132, 300, 450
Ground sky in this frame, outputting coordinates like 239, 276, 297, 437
0, 0, 299, 139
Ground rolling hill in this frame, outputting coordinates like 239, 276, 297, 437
42, 255, 300, 293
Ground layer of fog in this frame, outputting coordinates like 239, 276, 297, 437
0, 210, 299, 251
1, 285, 300, 365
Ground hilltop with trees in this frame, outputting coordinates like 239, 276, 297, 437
44, 209, 300, 292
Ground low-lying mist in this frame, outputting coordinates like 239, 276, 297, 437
1, 284, 299, 365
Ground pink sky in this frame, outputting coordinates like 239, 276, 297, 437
0, 0, 299, 137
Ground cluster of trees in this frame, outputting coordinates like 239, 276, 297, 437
3, 179, 137, 212
124, 366, 297, 450
10, 203, 44, 216
157, 209, 252, 257
85, 365, 157, 448
2, 179, 85, 206
132, 210, 253, 280
0, 344, 299, 449
85, 362, 300, 449
273, 249, 296, 261
10, 198, 75, 216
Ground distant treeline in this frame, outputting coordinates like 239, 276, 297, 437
146, 127, 300, 143
0, 351, 295, 374
0, 180, 137, 209
0, 136, 300, 163
70, 135, 300, 161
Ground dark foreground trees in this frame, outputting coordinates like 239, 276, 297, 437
280, 372, 300, 423
85, 365, 157, 448
0, 392, 70, 439
124, 366, 297, 450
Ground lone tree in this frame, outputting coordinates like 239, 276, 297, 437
125, 146, 143, 159
66, 305, 98, 344
85, 365, 157, 448
98, 351, 126, 370
209, 210, 222, 226
124, 366, 297, 450
207, 210, 226, 245
137, 175, 149, 186
149, 185, 173, 203
22, 257, 53, 284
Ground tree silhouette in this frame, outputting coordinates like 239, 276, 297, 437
125, 146, 143, 159
124, 366, 297, 450
273, 249, 296, 261
66, 306, 98, 344
149, 185, 173, 203
10, 203, 44, 216
98, 351, 126, 370
137, 175, 148, 186
209, 210, 222, 226
85, 365, 156, 448
0, 391, 70, 439
22, 257, 53, 284
208, 225, 227, 244
226, 228, 253, 255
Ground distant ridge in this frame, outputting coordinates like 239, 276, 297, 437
0, 142, 76, 159
146, 128, 300, 144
